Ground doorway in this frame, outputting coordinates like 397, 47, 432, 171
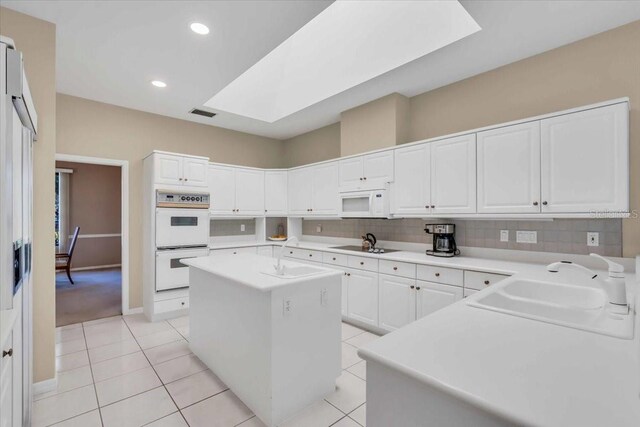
54, 154, 130, 326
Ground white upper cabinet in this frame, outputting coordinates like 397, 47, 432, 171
339, 151, 393, 190
208, 165, 235, 215
392, 143, 431, 216
415, 281, 462, 319
378, 274, 416, 331
288, 167, 313, 215
430, 134, 477, 214
264, 171, 288, 216
311, 162, 339, 215
235, 168, 265, 216
477, 122, 541, 213
154, 153, 208, 187
540, 103, 629, 213
207, 164, 265, 216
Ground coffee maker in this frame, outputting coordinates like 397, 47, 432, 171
424, 224, 460, 257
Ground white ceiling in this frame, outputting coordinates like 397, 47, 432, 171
3, 1, 640, 140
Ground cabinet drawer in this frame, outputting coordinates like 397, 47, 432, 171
155, 297, 189, 313
323, 252, 348, 267
417, 265, 463, 287
347, 255, 379, 272
284, 248, 322, 262
210, 247, 256, 256
379, 260, 416, 279
464, 271, 509, 291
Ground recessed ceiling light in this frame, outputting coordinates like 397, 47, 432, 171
151, 80, 167, 88
190, 22, 210, 35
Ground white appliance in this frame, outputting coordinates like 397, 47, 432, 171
155, 190, 210, 292
1, 36, 36, 427
339, 186, 390, 218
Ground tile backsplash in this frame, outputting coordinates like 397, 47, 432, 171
302, 218, 622, 257
210, 219, 256, 237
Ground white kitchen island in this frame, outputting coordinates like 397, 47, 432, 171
182, 253, 343, 427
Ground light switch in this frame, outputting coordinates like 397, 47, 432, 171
516, 230, 537, 244
587, 232, 599, 247
500, 230, 509, 242
283, 298, 293, 317
241, 224, 245, 232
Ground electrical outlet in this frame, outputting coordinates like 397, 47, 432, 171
587, 232, 599, 247
316, 224, 322, 233
516, 230, 537, 244
500, 230, 509, 242
240, 224, 245, 232
283, 298, 293, 317
320, 288, 328, 306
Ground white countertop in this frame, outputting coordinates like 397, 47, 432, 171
182, 253, 342, 292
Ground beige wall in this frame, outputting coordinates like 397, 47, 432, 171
408, 20, 640, 258
1, 7, 57, 382
56, 161, 122, 269
283, 122, 341, 167
56, 94, 287, 309
340, 93, 409, 156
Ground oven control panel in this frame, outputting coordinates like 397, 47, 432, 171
157, 190, 210, 209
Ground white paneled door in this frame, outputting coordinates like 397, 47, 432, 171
392, 143, 431, 216
541, 102, 629, 213
235, 168, 265, 216
264, 171, 288, 215
477, 122, 541, 213
311, 162, 339, 215
207, 165, 235, 215
346, 269, 379, 327
154, 153, 183, 186
378, 275, 416, 331
363, 151, 394, 185
430, 134, 477, 214
416, 281, 463, 319
288, 167, 313, 215
182, 158, 208, 187
338, 157, 364, 190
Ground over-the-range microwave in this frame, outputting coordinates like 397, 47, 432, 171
339, 187, 390, 218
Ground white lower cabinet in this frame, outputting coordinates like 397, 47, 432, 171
416, 281, 463, 319
345, 268, 379, 327
378, 275, 416, 331
341, 271, 349, 317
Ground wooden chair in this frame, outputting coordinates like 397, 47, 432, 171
56, 226, 80, 284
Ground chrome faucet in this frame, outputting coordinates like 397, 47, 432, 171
547, 253, 628, 314
274, 236, 299, 275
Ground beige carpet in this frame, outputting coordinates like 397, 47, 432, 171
56, 268, 122, 327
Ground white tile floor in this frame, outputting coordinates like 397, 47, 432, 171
35, 314, 372, 427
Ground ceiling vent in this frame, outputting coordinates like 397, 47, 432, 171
189, 108, 216, 118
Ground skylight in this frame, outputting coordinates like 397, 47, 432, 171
204, 0, 480, 123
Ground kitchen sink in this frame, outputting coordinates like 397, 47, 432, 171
262, 265, 327, 279
467, 278, 634, 339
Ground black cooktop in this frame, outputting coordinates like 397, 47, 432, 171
330, 245, 399, 254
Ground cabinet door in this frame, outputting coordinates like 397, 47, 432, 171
182, 158, 208, 187
477, 122, 541, 213
207, 165, 235, 215
392, 143, 431, 216
431, 134, 477, 214
338, 157, 363, 189
541, 103, 629, 213
363, 151, 394, 184
311, 162, 339, 215
1, 332, 13, 427
154, 154, 183, 186
341, 272, 348, 317
235, 169, 265, 216
346, 269, 379, 327
379, 274, 416, 332
416, 281, 462, 319
264, 171, 288, 215
288, 167, 313, 215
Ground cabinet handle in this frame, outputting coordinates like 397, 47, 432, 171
542, 201, 548, 206
2, 348, 12, 358
363, 177, 367, 180
181, 302, 185, 306
425, 205, 428, 209
484, 280, 490, 285
393, 267, 398, 271
359, 177, 363, 181
360, 261, 364, 265
347, 273, 351, 276
309, 254, 313, 257
435, 272, 440, 277
184, 178, 188, 182
265, 210, 267, 213
289, 251, 293, 254
431, 205, 435, 209
332, 257, 336, 261
533, 201, 539, 206
179, 177, 183, 181
410, 285, 415, 289
416, 286, 421, 290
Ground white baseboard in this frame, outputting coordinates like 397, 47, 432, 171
70, 264, 122, 272
33, 376, 57, 395
123, 306, 143, 315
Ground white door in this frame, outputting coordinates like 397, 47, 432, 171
235, 169, 265, 216
431, 134, 477, 214
541, 103, 629, 213
338, 157, 364, 190
363, 151, 394, 184
288, 167, 313, 215
346, 269, 378, 327
477, 122, 541, 213
154, 154, 183, 186
416, 281, 462, 319
378, 274, 416, 331
392, 143, 431, 216
311, 162, 339, 215
264, 171, 288, 215
207, 165, 235, 215
182, 158, 208, 187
